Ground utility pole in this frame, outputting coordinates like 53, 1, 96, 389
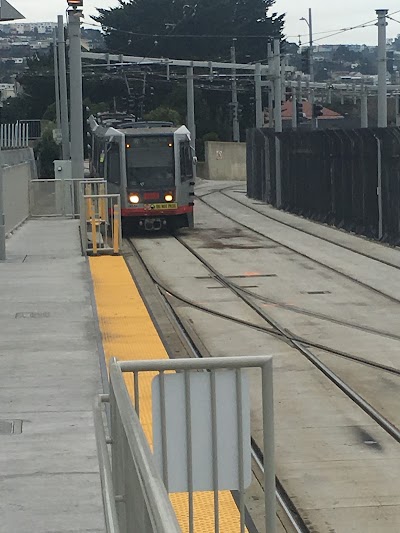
255, 63, 263, 128
53, 28, 61, 133
231, 39, 240, 142
376, 9, 388, 128
58, 15, 70, 160
68, 7, 84, 180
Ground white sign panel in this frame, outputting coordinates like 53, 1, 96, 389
152, 370, 251, 493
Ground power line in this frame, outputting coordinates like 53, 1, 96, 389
83, 21, 276, 40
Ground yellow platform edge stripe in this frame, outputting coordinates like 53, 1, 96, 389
89, 255, 248, 533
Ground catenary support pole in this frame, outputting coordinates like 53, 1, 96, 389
297, 74, 302, 102
396, 95, 400, 127
231, 39, 240, 142
292, 90, 297, 130
58, 15, 70, 160
53, 29, 61, 132
273, 40, 282, 133
361, 90, 368, 128
376, 9, 388, 128
186, 64, 196, 177
309, 8, 316, 130
273, 40, 283, 210
186, 64, 196, 149
255, 63, 263, 128
68, 8, 84, 180
267, 44, 274, 129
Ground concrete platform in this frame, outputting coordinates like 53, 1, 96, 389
0, 219, 105, 533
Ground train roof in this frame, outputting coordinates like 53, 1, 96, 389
89, 114, 190, 138
121, 126, 179, 136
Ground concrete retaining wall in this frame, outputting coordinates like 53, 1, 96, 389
2, 148, 37, 235
203, 141, 246, 181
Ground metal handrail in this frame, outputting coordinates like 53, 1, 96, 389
93, 395, 121, 533
109, 361, 182, 533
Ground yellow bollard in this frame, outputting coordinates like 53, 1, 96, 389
91, 199, 98, 255
113, 204, 120, 254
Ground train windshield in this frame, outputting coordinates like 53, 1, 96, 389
126, 136, 174, 188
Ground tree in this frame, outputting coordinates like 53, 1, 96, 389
94, 0, 284, 62
332, 45, 360, 64
144, 106, 182, 124
393, 35, 400, 51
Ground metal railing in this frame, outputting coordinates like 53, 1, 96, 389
1, 122, 29, 149
19, 119, 42, 140
94, 356, 276, 533
79, 188, 121, 255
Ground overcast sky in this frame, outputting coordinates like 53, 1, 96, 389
7, 0, 400, 46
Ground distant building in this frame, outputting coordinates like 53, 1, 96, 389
0, 82, 17, 100
264, 100, 344, 129
3, 22, 57, 35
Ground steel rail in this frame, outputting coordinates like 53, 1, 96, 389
125, 239, 400, 377
219, 188, 400, 272
125, 237, 309, 533
197, 194, 400, 306
173, 235, 400, 443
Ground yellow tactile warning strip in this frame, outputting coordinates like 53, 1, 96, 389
89, 256, 248, 533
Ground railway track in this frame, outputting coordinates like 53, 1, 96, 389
197, 191, 400, 306
125, 239, 400, 377
125, 192, 400, 531
125, 237, 310, 533
203, 186, 400, 271
170, 234, 400, 443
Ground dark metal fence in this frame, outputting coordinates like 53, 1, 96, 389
19, 119, 42, 140
247, 127, 400, 244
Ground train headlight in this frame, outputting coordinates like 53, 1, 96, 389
129, 194, 140, 204
164, 193, 173, 202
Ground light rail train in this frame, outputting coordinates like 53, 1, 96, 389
89, 114, 195, 231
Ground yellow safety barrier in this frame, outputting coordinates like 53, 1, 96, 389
91, 210, 98, 255
113, 204, 120, 255
80, 192, 121, 256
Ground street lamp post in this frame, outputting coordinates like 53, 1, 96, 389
300, 8, 316, 129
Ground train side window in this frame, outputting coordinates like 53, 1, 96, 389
107, 144, 121, 185
180, 142, 193, 181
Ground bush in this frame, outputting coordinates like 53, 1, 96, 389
35, 125, 60, 179
202, 132, 220, 142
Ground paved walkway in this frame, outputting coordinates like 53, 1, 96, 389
0, 219, 105, 533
